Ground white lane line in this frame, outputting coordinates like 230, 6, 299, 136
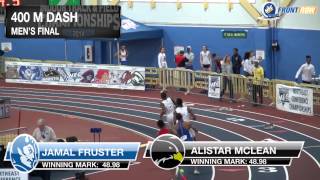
12, 105, 220, 180
5, 92, 319, 144
14, 102, 286, 180
3, 87, 320, 130
2, 90, 319, 145
10, 95, 320, 168
10, 97, 309, 178
195, 107, 320, 143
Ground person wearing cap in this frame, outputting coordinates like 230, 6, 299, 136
295, 55, 316, 84
184, 46, 194, 70
32, 118, 57, 142
252, 60, 264, 105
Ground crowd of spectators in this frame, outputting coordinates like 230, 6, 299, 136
158, 46, 263, 77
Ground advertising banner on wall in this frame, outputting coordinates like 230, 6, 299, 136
276, 84, 313, 116
5, 61, 145, 90
208, 75, 221, 99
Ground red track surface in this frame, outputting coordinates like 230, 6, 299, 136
0, 82, 319, 180
0, 108, 175, 180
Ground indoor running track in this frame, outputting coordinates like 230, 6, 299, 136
0, 84, 319, 180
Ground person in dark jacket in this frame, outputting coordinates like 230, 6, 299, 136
231, 48, 242, 74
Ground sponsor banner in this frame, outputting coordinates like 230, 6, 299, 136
208, 76, 221, 98
276, 84, 313, 116
0, 168, 28, 180
5, 61, 145, 90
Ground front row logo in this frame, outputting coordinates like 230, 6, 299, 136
150, 134, 185, 170
262, 2, 278, 19
10, 134, 39, 173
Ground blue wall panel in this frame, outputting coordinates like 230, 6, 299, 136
160, 26, 272, 78
276, 29, 320, 81
1, 22, 319, 81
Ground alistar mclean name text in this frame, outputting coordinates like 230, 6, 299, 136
191, 146, 277, 155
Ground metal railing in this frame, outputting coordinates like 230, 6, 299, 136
146, 67, 319, 116
0, 127, 28, 148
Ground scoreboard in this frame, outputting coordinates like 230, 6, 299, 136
0, 0, 48, 14
0, 0, 48, 7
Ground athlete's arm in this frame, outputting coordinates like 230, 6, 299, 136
160, 103, 165, 118
188, 107, 196, 120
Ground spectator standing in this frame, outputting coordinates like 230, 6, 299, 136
252, 60, 264, 105
220, 55, 234, 101
33, 118, 56, 142
175, 50, 186, 68
211, 53, 221, 73
231, 48, 242, 74
200, 46, 211, 71
158, 47, 168, 68
295, 55, 316, 84
242, 51, 254, 76
184, 46, 194, 70
118, 45, 129, 66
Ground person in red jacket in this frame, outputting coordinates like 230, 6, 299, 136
157, 120, 170, 136
175, 50, 187, 68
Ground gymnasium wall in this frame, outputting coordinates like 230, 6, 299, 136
0, 0, 319, 81
118, 0, 320, 80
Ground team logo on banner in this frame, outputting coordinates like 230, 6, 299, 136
10, 134, 39, 173
208, 76, 221, 99
276, 84, 313, 116
278, 87, 290, 105
150, 134, 185, 170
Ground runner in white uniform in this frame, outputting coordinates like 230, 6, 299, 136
175, 98, 197, 140
176, 105, 190, 122
160, 92, 175, 129
175, 98, 195, 122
